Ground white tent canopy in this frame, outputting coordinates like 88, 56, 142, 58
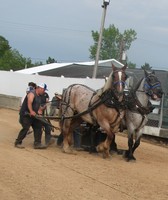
15, 59, 123, 75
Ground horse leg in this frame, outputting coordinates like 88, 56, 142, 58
124, 133, 136, 161
110, 136, 124, 155
110, 135, 118, 152
62, 119, 73, 154
131, 132, 142, 159
89, 125, 98, 153
132, 137, 141, 153
96, 134, 112, 158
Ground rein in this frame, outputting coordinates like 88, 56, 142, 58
42, 89, 126, 121
101, 89, 126, 111
126, 89, 154, 116
44, 68, 128, 122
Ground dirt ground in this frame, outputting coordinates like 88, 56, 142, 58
0, 108, 168, 200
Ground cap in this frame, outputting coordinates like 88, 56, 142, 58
37, 83, 48, 91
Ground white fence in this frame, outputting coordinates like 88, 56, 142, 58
0, 70, 105, 99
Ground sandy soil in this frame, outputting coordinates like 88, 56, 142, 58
0, 108, 168, 200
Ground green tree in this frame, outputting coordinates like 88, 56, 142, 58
127, 61, 136, 69
141, 63, 152, 70
46, 56, 57, 64
0, 49, 27, 71
89, 24, 137, 62
0, 36, 11, 58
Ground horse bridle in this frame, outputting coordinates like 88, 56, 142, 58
144, 74, 161, 96
112, 70, 128, 86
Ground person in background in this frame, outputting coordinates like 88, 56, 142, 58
40, 91, 55, 146
57, 125, 83, 151
20, 82, 37, 109
49, 92, 62, 116
14, 83, 48, 149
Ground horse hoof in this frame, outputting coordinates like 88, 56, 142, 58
96, 144, 104, 152
102, 151, 111, 159
126, 157, 136, 162
103, 154, 112, 160
110, 149, 124, 155
117, 149, 124, 155
62, 147, 74, 154
123, 150, 130, 158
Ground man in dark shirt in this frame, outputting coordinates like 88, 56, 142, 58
14, 83, 48, 149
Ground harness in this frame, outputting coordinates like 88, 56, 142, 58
125, 75, 157, 132
60, 85, 126, 125
125, 90, 154, 116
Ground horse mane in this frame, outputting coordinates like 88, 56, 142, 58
96, 71, 113, 96
134, 78, 143, 91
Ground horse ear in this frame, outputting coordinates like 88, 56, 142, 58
122, 63, 127, 70
112, 63, 116, 71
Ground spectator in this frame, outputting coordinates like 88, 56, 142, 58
49, 92, 62, 116
14, 83, 48, 149
20, 82, 36, 108
57, 125, 83, 151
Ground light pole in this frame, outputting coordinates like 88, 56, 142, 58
92, 0, 110, 78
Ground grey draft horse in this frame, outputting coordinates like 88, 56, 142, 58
60, 64, 127, 158
124, 70, 163, 161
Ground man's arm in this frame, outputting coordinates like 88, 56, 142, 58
27, 93, 36, 116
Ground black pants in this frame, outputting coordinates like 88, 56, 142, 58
43, 123, 51, 144
15, 115, 43, 146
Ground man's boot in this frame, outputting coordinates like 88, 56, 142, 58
34, 143, 47, 149
14, 140, 25, 149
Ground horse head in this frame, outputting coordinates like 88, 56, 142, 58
97, 63, 127, 101
144, 70, 163, 100
111, 64, 128, 101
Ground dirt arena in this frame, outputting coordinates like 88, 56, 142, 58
0, 108, 168, 200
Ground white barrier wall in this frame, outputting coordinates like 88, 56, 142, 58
0, 70, 104, 99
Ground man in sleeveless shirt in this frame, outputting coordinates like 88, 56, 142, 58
14, 83, 48, 149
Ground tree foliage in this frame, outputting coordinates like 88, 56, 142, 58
141, 63, 152, 70
89, 24, 137, 63
0, 36, 11, 58
0, 36, 30, 70
46, 57, 57, 64
127, 61, 136, 69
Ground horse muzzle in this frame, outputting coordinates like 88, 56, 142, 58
151, 91, 163, 100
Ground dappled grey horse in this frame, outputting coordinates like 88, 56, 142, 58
124, 70, 163, 161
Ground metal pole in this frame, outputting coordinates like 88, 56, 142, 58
92, 3, 109, 78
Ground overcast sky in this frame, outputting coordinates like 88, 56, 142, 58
1, 0, 168, 70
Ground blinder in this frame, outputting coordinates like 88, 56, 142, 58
144, 75, 162, 97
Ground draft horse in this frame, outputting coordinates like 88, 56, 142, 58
59, 64, 127, 158
124, 70, 163, 161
